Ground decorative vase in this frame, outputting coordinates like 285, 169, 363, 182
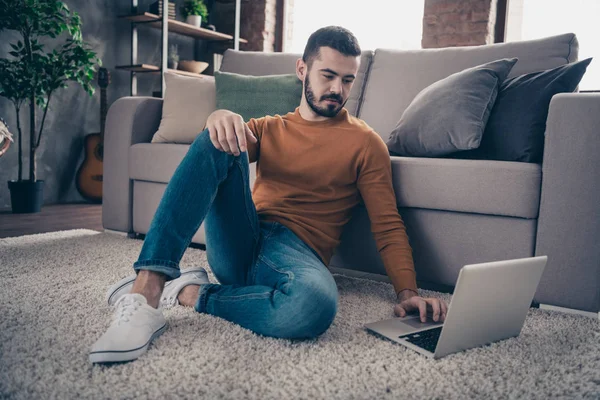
8, 180, 45, 213
185, 15, 201, 27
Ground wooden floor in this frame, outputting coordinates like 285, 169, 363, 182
0, 203, 103, 238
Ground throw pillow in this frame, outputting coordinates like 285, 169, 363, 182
151, 71, 217, 144
386, 58, 518, 157
458, 57, 593, 163
214, 70, 303, 121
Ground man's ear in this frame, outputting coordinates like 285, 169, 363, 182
296, 58, 306, 81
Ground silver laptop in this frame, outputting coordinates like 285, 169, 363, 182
365, 256, 548, 359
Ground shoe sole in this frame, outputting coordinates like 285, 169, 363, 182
106, 268, 207, 306
89, 322, 168, 364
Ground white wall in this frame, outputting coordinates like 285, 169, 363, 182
506, 0, 600, 90
285, 0, 425, 53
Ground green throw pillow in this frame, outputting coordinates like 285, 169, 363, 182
214, 71, 303, 121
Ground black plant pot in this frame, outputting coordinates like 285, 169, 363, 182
7, 180, 45, 214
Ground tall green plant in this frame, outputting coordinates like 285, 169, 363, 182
0, 0, 101, 182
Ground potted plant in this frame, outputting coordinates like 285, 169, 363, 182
181, 0, 209, 28
0, 0, 101, 213
168, 44, 179, 70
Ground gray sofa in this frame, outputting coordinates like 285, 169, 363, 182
103, 33, 600, 313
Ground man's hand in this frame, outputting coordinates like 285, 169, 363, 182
205, 109, 258, 156
394, 289, 448, 323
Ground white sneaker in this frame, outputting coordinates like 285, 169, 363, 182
89, 293, 167, 364
159, 268, 209, 309
106, 267, 209, 308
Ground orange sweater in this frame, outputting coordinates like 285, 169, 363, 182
246, 107, 417, 295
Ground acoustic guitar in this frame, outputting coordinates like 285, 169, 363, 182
76, 67, 110, 203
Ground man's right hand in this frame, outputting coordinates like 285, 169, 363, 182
205, 109, 258, 156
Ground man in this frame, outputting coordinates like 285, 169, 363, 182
90, 26, 448, 364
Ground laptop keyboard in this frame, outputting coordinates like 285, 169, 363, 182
399, 326, 443, 353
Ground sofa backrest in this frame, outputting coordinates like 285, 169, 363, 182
220, 49, 374, 117
359, 33, 579, 141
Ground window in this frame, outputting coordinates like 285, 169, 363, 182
284, 0, 425, 53
505, 0, 600, 90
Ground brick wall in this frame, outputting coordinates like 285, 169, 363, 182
211, 0, 279, 52
422, 0, 498, 48
238, 0, 277, 52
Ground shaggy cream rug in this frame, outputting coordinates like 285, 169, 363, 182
0, 229, 598, 399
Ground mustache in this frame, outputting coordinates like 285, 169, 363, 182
321, 95, 343, 103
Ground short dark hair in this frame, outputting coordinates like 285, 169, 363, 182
302, 26, 361, 69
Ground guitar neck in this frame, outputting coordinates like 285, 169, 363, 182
100, 88, 107, 142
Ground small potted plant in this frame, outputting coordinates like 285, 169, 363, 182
0, 0, 100, 213
181, 0, 209, 28
168, 44, 179, 70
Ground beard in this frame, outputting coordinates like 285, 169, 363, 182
304, 74, 347, 118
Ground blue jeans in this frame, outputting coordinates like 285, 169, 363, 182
133, 129, 338, 340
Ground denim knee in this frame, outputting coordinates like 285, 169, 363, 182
305, 293, 338, 338
192, 129, 223, 157
282, 280, 338, 339
192, 128, 249, 171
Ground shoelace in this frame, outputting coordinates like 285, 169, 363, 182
160, 295, 179, 308
114, 296, 143, 325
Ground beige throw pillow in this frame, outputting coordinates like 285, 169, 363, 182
151, 71, 216, 144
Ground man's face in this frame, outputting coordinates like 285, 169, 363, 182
300, 46, 360, 118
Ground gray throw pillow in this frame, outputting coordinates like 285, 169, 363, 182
448, 57, 593, 163
386, 58, 518, 157
214, 70, 303, 122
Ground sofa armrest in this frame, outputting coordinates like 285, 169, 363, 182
102, 96, 163, 233
535, 93, 600, 312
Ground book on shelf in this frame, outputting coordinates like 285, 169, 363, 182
149, 1, 176, 18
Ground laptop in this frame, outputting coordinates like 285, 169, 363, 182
365, 256, 548, 359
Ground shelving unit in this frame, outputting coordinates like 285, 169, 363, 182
116, 0, 245, 97
115, 64, 214, 79
121, 12, 248, 42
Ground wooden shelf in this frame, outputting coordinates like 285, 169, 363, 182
115, 64, 213, 79
119, 12, 248, 43
115, 64, 160, 73
165, 69, 212, 78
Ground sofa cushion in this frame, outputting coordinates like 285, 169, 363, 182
390, 157, 542, 219
214, 71, 302, 121
360, 33, 578, 141
220, 49, 374, 117
130, 143, 541, 219
151, 71, 216, 144
454, 58, 593, 163
129, 143, 191, 183
130, 143, 259, 186
386, 58, 517, 157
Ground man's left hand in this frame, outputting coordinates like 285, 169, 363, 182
394, 291, 448, 323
